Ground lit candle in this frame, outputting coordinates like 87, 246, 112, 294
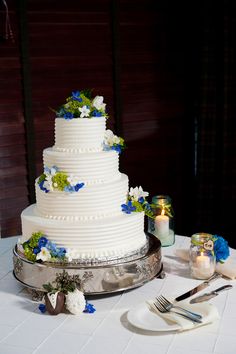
196, 252, 210, 267
155, 208, 169, 238
192, 252, 214, 279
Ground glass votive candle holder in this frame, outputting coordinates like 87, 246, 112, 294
148, 195, 175, 247
190, 233, 216, 279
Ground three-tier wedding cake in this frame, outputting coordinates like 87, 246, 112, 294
19, 91, 150, 263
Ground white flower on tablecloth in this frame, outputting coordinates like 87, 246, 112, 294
36, 247, 52, 262
79, 105, 90, 118
92, 96, 106, 111
129, 186, 149, 202
65, 288, 86, 315
67, 174, 80, 187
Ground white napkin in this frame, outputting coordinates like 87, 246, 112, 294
147, 299, 219, 332
175, 248, 236, 280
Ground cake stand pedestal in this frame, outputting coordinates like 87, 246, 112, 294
13, 233, 163, 296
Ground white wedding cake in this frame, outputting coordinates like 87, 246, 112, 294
19, 91, 149, 263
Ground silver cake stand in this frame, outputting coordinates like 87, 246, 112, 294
13, 233, 163, 297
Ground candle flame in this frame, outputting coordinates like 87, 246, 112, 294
161, 208, 165, 216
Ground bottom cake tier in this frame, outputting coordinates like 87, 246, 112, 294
13, 233, 162, 295
21, 205, 147, 262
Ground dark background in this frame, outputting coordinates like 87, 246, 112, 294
1, 0, 236, 247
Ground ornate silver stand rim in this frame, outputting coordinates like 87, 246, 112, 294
13, 233, 162, 295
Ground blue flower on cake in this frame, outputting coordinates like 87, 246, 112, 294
92, 110, 103, 117
64, 112, 74, 120
72, 91, 82, 102
103, 129, 125, 154
121, 200, 137, 214
38, 236, 48, 248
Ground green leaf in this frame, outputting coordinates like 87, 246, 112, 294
38, 173, 46, 184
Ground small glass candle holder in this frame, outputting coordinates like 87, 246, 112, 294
190, 233, 216, 279
148, 195, 175, 247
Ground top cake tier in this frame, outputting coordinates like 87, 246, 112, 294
54, 117, 106, 152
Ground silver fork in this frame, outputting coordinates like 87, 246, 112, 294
154, 297, 202, 323
156, 295, 203, 320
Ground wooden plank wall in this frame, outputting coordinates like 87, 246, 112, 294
0, 0, 29, 237
0, 0, 194, 238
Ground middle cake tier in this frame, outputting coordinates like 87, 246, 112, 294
43, 148, 120, 184
36, 173, 128, 220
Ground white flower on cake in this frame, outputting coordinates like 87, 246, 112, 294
129, 186, 149, 201
67, 174, 80, 187
44, 175, 54, 191
36, 247, 52, 262
92, 96, 106, 111
43, 166, 58, 192
79, 105, 90, 118
65, 288, 86, 315
104, 129, 120, 146
50, 167, 58, 176
17, 240, 24, 254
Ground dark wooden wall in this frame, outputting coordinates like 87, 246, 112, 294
1, 0, 225, 242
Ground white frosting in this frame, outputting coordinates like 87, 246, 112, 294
36, 174, 128, 219
54, 118, 106, 151
21, 205, 147, 260
43, 148, 119, 183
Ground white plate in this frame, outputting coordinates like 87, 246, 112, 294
127, 302, 181, 332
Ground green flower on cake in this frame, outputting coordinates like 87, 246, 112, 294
54, 90, 108, 119
103, 129, 125, 154
38, 166, 84, 193
121, 186, 154, 218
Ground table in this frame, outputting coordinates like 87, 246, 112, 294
0, 235, 236, 354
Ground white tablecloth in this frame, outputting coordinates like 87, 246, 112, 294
0, 235, 236, 354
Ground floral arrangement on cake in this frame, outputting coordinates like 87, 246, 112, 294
18, 232, 67, 262
121, 186, 154, 218
103, 129, 125, 154
38, 166, 84, 193
38, 270, 95, 316
19, 232, 91, 263
191, 234, 230, 263
54, 90, 108, 119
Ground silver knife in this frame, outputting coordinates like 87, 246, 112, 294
190, 284, 233, 303
175, 272, 222, 302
